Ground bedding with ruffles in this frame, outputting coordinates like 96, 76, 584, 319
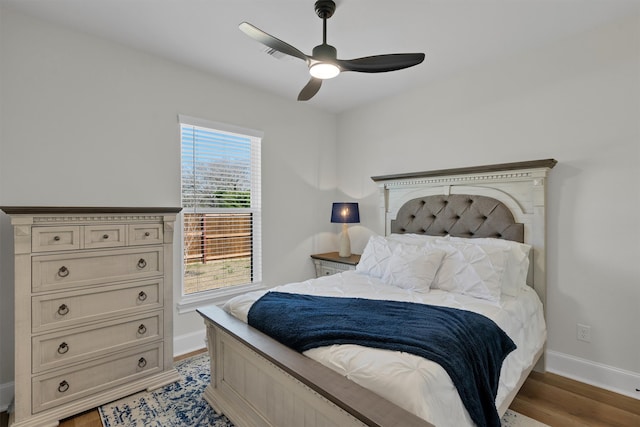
224, 271, 546, 427
248, 292, 516, 427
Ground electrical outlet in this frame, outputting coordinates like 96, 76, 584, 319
577, 323, 591, 342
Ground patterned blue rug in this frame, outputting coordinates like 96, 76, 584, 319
99, 352, 547, 426
99, 353, 231, 426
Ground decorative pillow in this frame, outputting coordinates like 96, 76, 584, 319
428, 240, 508, 302
381, 244, 446, 292
355, 235, 393, 278
445, 236, 531, 297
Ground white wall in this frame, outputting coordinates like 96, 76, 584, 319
337, 15, 640, 397
0, 8, 339, 408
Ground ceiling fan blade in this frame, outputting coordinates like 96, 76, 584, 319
338, 53, 425, 73
239, 22, 309, 62
297, 78, 323, 101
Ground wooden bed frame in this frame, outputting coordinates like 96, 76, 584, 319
198, 159, 556, 427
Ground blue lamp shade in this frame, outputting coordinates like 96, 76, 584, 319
330, 202, 360, 224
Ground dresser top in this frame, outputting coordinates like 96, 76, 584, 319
0, 206, 182, 215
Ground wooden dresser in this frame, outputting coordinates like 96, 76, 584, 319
0, 207, 182, 427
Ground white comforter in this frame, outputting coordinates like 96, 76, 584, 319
224, 271, 546, 427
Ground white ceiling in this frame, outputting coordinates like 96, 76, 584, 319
2, 0, 639, 113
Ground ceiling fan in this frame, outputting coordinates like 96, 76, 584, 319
239, 0, 425, 101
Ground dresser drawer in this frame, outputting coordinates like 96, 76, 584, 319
33, 344, 162, 413
129, 223, 164, 246
33, 312, 162, 373
32, 279, 162, 333
84, 224, 126, 249
32, 226, 81, 253
32, 246, 163, 293
317, 264, 342, 276
313, 260, 357, 277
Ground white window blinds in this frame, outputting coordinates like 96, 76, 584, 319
179, 115, 262, 295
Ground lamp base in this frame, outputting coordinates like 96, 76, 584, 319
338, 223, 351, 258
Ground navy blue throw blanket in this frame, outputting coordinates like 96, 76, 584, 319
247, 292, 516, 427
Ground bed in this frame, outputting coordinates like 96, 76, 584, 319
197, 159, 556, 427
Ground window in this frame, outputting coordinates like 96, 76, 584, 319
179, 115, 262, 304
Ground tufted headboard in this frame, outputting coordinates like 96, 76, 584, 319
391, 194, 524, 242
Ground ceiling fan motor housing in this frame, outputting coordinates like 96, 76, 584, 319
312, 43, 337, 61
315, 0, 336, 19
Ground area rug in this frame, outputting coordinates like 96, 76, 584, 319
99, 352, 548, 427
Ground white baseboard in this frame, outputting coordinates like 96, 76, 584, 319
173, 329, 207, 357
546, 350, 640, 400
0, 381, 14, 413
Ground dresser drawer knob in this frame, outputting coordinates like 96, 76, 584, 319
58, 380, 69, 393
137, 291, 148, 302
57, 266, 70, 278
144, 232, 151, 237
53, 235, 61, 241
137, 258, 147, 269
103, 234, 109, 239
57, 342, 69, 354
138, 357, 147, 368
57, 304, 69, 316
137, 324, 147, 335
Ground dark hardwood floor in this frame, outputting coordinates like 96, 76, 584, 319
2, 352, 639, 426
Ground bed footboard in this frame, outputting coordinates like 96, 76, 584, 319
198, 306, 433, 427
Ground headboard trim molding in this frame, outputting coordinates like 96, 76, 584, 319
371, 159, 557, 183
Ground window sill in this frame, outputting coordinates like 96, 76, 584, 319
176, 282, 266, 314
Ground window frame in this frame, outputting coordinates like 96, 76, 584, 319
176, 115, 264, 313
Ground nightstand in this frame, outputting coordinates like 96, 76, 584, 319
310, 252, 361, 278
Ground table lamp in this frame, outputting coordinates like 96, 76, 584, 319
330, 202, 360, 257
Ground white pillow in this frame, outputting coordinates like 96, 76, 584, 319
381, 244, 446, 292
386, 233, 444, 246
428, 240, 508, 302
445, 236, 531, 296
355, 235, 393, 278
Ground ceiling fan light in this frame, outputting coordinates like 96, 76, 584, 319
310, 62, 340, 79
